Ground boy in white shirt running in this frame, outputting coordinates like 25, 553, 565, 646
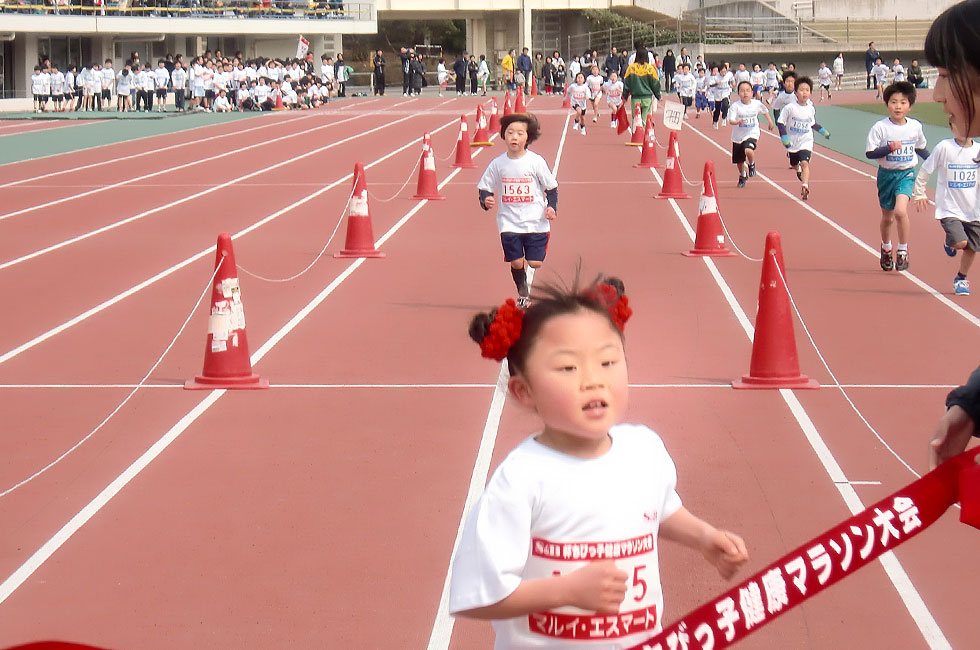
892, 58, 907, 84
913, 135, 980, 295
727, 81, 776, 187
871, 58, 890, 99
817, 61, 833, 101
694, 67, 709, 118
478, 113, 559, 308
673, 63, 696, 119
865, 81, 929, 271
777, 76, 832, 201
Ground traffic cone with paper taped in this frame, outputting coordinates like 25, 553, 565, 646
185, 233, 269, 390
656, 130, 691, 199
412, 132, 444, 200
615, 102, 629, 135
634, 114, 663, 169
487, 97, 501, 133
733, 231, 819, 389
503, 91, 513, 117
452, 115, 476, 169
683, 161, 736, 257
626, 104, 644, 146
561, 86, 571, 109
335, 163, 385, 259
272, 89, 286, 111
530, 77, 538, 96
515, 85, 526, 113
470, 104, 492, 147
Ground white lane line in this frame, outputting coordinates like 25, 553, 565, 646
651, 158, 952, 649
426, 109, 570, 650
0, 111, 458, 367
0, 108, 479, 608
0, 105, 444, 273
0, 108, 336, 189
0, 103, 401, 223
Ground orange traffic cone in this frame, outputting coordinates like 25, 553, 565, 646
503, 91, 513, 117
626, 104, 644, 146
530, 77, 538, 96
683, 161, 736, 257
733, 231, 819, 389
335, 163, 385, 259
185, 233, 269, 390
412, 132, 445, 200
635, 114, 663, 169
515, 85, 526, 113
561, 86, 571, 109
272, 90, 286, 111
615, 102, 629, 135
452, 115, 476, 169
656, 131, 691, 199
470, 104, 492, 146
487, 97, 501, 134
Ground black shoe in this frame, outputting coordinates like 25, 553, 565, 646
737, 175, 747, 188
880, 246, 894, 271
748, 164, 756, 177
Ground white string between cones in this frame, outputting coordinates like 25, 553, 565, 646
0, 258, 224, 499
237, 184, 357, 283
706, 169, 762, 262
769, 254, 920, 478
370, 151, 424, 203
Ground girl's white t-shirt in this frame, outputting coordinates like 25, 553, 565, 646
727, 98, 769, 142
586, 74, 604, 97
568, 81, 592, 108
449, 423, 682, 648
833, 56, 844, 74
778, 100, 817, 152
673, 72, 696, 97
478, 150, 559, 234
866, 117, 927, 170
602, 79, 624, 106
817, 66, 833, 85
920, 138, 980, 221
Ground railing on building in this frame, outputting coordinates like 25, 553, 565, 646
0, 1, 374, 20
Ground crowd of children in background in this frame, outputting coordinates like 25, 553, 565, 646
29, 49, 354, 114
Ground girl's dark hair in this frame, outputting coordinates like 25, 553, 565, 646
500, 112, 541, 145
468, 275, 627, 376
634, 47, 648, 65
925, 0, 979, 129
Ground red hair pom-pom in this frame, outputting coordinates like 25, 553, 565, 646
479, 299, 525, 361
585, 282, 632, 332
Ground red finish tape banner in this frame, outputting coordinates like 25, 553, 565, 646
628, 447, 980, 650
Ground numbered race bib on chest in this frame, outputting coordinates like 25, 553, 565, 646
948, 163, 978, 189
790, 117, 810, 134
525, 533, 660, 641
502, 176, 535, 204
887, 141, 915, 163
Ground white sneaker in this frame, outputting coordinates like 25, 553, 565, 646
722, 119, 727, 126
713, 122, 719, 130
580, 127, 586, 135
592, 116, 597, 123
610, 120, 617, 128
572, 122, 579, 131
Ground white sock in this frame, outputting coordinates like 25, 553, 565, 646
882, 242, 893, 252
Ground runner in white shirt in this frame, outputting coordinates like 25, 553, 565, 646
764, 62, 780, 103
727, 81, 776, 187
49, 65, 65, 112
477, 113, 559, 306
817, 62, 833, 101
777, 76, 831, 201
871, 58, 890, 99
892, 59, 907, 84
694, 68, 709, 118
672, 63, 696, 119
913, 136, 980, 295
733, 63, 751, 86
749, 63, 765, 99
567, 72, 593, 135
709, 65, 733, 130
585, 65, 604, 124
602, 71, 624, 128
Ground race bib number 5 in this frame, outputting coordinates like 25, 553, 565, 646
502, 176, 534, 204
948, 163, 978, 189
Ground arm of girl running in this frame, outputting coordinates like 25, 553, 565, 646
456, 560, 629, 619
479, 189, 495, 210
544, 187, 558, 220
911, 168, 931, 212
660, 507, 749, 580
811, 122, 831, 138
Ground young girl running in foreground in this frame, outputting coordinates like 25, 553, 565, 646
478, 113, 559, 308
586, 64, 605, 124
450, 275, 749, 647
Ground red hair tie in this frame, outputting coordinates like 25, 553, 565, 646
479, 299, 525, 361
586, 283, 633, 332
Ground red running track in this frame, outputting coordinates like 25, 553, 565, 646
0, 94, 976, 649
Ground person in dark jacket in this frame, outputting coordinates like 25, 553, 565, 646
372, 50, 386, 95
468, 54, 479, 94
453, 53, 468, 95
542, 56, 555, 93
907, 59, 925, 87
409, 53, 426, 96
865, 41, 881, 88
516, 47, 532, 91
400, 47, 412, 96
334, 53, 347, 97
662, 49, 676, 92
603, 47, 619, 78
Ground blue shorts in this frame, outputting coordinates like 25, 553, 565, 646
752, 84, 763, 95
695, 93, 708, 109
501, 232, 549, 262
876, 167, 916, 210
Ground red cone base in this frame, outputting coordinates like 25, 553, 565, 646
733, 231, 819, 390
635, 114, 663, 169
336, 162, 386, 259
452, 115, 476, 169
561, 87, 571, 109
185, 233, 269, 390
683, 160, 736, 257
272, 91, 286, 111
530, 77, 538, 96
470, 104, 492, 146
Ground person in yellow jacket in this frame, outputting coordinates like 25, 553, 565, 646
501, 48, 516, 91
623, 47, 662, 125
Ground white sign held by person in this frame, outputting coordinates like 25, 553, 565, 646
296, 36, 310, 59
662, 101, 685, 130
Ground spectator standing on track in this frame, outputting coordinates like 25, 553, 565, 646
451, 273, 748, 646
913, 133, 980, 295
865, 81, 929, 272
603, 47, 619, 79
866, 41, 881, 89
777, 76, 831, 201
452, 53, 467, 96
662, 48, 676, 93
400, 47, 412, 96
155, 59, 171, 111
476, 113, 559, 308
409, 52, 425, 96
63, 64, 76, 113
622, 47, 661, 127
372, 50, 385, 96
321, 55, 336, 98
334, 53, 347, 97
468, 54, 479, 96
101, 59, 114, 110
31, 66, 48, 113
